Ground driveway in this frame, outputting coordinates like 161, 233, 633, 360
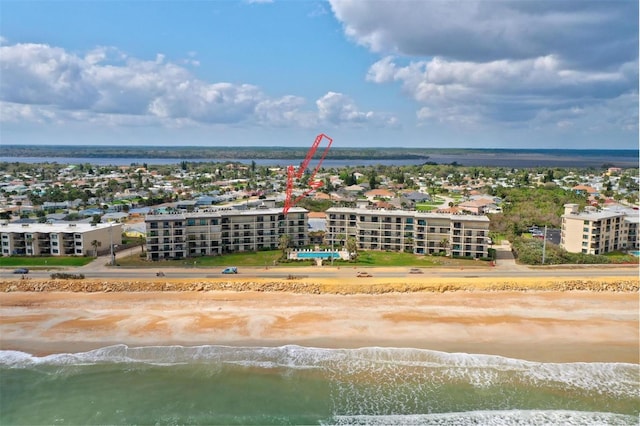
493, 241, 529, 272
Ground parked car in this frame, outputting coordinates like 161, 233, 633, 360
409, 268, 423, 274
356, 271, 372, 278
13, 268, 29, 274
156, 271, 165, 277
222, 267, 238, 274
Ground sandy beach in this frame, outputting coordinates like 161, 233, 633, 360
1, 273, 638, 364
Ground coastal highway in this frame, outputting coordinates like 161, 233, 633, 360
2, 265, 637, 280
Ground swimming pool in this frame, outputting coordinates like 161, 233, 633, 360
296, 252, 341, 259
629, 251, 640, 257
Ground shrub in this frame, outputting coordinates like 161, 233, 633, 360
50, 272, 85, 279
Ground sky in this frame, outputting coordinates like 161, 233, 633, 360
0, 0, 638, 149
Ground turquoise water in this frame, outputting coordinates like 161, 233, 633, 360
296, 252, 340, 259
1, 345, 638, 425
630, 251, 640, 257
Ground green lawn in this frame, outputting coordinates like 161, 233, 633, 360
115, 249, 490, 269
415, 204, 438, 212
341, 251, 486, 267
116, 250, 314, 268
0, 256, 94, 268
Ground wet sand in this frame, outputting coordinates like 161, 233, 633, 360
1, 288, 637, 363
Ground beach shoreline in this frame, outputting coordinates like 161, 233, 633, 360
1, 276, 638, 363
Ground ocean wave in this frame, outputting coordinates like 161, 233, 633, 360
1, 345, 638, 399
329, 410, 639, 426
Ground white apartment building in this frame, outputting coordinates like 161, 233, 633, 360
0, 222, 122, 257
561, 204, 639, 255
326, 207, 491, 258
145, 207, 308, 260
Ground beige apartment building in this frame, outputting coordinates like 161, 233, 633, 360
326, 207, 490, 258
145, 207, 308, 260
0, 222, 122, 257
561, 204, 639, 255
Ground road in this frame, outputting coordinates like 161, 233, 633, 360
6, 268, 635, 280
1, 242, 637, 280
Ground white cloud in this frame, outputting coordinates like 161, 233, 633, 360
374, 55, 636, 127
330, 0, 637, 67
316, 91, 397, 127
333, 0, 638, 133
0, 42, 395, 130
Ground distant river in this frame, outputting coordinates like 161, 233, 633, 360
1, 157, 427, 168
1, 151, 637, 168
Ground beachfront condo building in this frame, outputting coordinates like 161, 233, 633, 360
144, 207, 308, 260
325, 207, 491, 258
561, 204, 639, 255
0, 222, 123, 257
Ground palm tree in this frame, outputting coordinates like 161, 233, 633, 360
91, 240, 101, 257
439, 238, 449, 256
138, 235, 146, 253
346, 236, 358, 261
278, 234, 291, 259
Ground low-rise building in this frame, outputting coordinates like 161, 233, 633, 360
326, 207, 490, 258
0, 222, 122, 257
561, 204, 639, 254
144, 207, 308, 260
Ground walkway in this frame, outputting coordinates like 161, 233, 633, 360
493, 241, 529, 272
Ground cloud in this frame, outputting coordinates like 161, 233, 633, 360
316, 91, 397, 127
332, 0, 638, 131
370, 54, 637, 127
330, 0, 637, 66
0, 42, 395, 129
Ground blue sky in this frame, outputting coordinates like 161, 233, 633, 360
0, 0, 638, 149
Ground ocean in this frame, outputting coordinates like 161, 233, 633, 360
1, 345, 638, 425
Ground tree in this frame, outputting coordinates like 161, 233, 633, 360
91, 240, 102, 257
278, 234, 291, 258
346, 236, 358, 261
439, 238, 449, 255
368, 172, 377, 189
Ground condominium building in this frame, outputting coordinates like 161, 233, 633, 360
561, 204, 639, 254
0, 222, 122, 257
145, 207, 308, 260
326, 207, 490, 258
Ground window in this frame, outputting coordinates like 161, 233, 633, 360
187, 219, 195, 226
200, 219, 207, 225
